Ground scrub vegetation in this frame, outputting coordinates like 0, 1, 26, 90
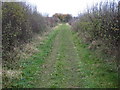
2, 0, 119, 88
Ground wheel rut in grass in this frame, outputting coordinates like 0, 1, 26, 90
37, 28, 61, 87
38, 24, 81, 88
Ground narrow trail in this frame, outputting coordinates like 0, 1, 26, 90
37, 24, 81, 88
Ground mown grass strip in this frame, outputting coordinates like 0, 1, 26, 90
48, 24, 81, 88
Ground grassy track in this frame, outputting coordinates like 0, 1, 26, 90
11, 24, 118, 88
38, 24, 81, 88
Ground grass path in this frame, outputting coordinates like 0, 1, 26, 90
37, 24, 81, 88
36, 24, 118, 88
10, 24, 118, 88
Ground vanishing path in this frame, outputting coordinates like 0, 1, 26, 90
37, 24, 81, 88
11, 24, 118, 88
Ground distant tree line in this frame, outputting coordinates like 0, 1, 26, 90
71, 1, 120, 64
53, 13, 72, 22
44, 13, 72, 27
2, 2, 49, 68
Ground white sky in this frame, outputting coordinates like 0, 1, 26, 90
18, 0, 112, 16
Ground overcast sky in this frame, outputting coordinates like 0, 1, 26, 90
18, 0, 114, 16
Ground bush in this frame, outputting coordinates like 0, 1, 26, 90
71, 1, 120, 63
2, 2, 48, 69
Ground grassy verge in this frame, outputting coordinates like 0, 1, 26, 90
72, 32, 118, 88
6, 28, 59, 88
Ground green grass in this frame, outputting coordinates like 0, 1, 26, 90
6, 24, 118, 88
49, 26, 68, 88
36, 24, 81, 88
72, 32, 118, 88
10, 28, 59, 88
